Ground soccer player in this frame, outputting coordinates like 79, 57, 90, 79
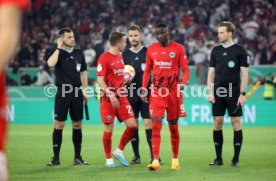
122, 25, 154, 164
0, 0, 29, 180
47, 27, 89, 166
97, 32, 137, 168
207, 21, 249, 166
141, 23, 190, 170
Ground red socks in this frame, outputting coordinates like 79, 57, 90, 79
103, 131, 112, 159
118, 126, 137, 150
152, 121, 162, 160
169, 124, 180, 158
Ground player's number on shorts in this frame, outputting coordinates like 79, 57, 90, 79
126, 105, 133, 114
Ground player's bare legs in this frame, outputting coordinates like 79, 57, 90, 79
147, 117, 162, 170
209, 116, 224, 166
168, 119, 180, 169
230, 117, 243, 166
113, 118, 137, 167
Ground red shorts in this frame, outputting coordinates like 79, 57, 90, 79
100, 97, 135, 124
149, 88, 185, 121
0, 105, 7, 151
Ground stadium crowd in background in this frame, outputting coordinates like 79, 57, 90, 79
9, 0, 276, 71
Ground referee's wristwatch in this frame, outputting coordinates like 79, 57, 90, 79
240, 92, 246, 96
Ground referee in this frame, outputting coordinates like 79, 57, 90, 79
47, 27, 89, 166
207, 21, 249, 166
123, 25, 153, 164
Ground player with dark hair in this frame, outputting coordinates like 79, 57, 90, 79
47, 27, 89, 166
97, 31, 137, 168
0, 0, 29, 180
123, 25, 154, 164
142, 23, 190, 170
207, 21, 249, 166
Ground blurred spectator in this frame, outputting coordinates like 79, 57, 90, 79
35, 65, 53, 86
4, 0, 274, 67
19, 69, 32, 86
83, 43, 96, 67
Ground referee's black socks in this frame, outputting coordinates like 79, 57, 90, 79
145, 129, 153, 159
233, 129, 243, 161
73, 129, 82, 158
213, 130, 223, 160
52, 129, 63, 159
131, 128, 140, 158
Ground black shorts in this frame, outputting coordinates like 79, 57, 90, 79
54, 87, 83, 121
212, 84, 242, 117
128, 95, 150, 119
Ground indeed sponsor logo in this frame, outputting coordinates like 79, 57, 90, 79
113, 69, 124, 75
154, 60, 172, 68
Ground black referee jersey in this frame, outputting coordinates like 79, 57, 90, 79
47, 48, 87, 87
123, 46, 147, 89
209, 43, 249, 86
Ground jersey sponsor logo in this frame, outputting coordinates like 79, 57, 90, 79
97, 64, 103, 72
228, 60, 235, 68
154, 60, 172, 69
161, 52, 166, 54
169, 52, 176, 58
113, 68, 124, 75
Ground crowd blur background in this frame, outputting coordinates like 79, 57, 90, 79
6, 0, 276, 87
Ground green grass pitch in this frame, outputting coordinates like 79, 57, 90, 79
7, 125, 276, 181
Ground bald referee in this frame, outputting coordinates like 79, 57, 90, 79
47, 27, 89, 166
207, 21, 249, 166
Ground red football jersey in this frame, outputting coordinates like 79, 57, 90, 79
97, 51, 125, 96
0, 0, 30, 10
142, 41, 190, 89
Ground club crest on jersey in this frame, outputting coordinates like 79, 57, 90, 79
169, 52, 176, 58
97, 64, 102, 72
228, 60, 235, 68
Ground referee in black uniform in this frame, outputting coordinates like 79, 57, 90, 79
123, 25, 153, 164
207, 21, 249, 166
47, 27, 89, 166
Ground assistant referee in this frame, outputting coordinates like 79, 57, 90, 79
47, 27, 89, 166
207, 21, 249, 167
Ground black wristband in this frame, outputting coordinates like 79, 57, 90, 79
240, 92, 246, 96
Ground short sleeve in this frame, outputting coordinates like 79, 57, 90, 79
209, 48, 216, 67
80, 52, 87, 72
239, 47, 249, 67
0, 0, 30, 10
97, 54, 107, 76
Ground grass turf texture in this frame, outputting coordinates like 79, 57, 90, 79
7, 125, 276, 181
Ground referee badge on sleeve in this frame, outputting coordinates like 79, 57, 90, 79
76, 63, 81, 72
141, 63, 146, 71
97, 64, 102, 72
